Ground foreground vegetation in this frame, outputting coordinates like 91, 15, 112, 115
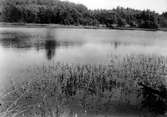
0, 55, 167, 117
0, 0, 167, 29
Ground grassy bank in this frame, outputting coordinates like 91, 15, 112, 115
0, 22, 101, 29
1, 22, 167, 32
0, 55, 167, 117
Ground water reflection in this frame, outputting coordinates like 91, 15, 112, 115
44, 28, 57, 60
0, 28, 167, 117
0, 29, 82, 61
0, 31, 59, 60
45, 40, 57, 60
0, 32, 31, 48
113, 41, 120, 49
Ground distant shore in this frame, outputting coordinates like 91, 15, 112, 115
0, 22, 167, 32
0, 22, 101, 29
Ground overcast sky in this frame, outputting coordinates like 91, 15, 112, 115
63, 0, 167, 13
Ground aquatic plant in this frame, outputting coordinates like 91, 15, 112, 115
0, 55, 167, 117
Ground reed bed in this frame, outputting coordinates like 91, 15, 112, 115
0, 55, 167, 117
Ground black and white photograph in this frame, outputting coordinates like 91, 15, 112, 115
0, 0, 167, 116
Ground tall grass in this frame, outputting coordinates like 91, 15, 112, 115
0, 55, 167, 117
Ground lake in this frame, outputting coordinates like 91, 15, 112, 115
0, 26, 167, 117
0, 27, 167, 82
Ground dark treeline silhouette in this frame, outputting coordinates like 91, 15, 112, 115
0, 0, 167, 29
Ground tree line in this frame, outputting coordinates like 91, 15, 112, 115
0, 0, 167, 29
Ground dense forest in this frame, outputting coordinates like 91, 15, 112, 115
0, 0, 167, 29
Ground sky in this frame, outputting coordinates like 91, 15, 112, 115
63, 0, 167, 13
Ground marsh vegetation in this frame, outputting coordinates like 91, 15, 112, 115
0, 55, 167, 117
0, 0, 167, 116
0, 27, 167, 117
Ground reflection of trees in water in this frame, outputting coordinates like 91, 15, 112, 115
114, 41, 119, 49
111, 41, 132, 49
45, 40, 57, 60
0, 30, 58, 60
44, 28, 57, 60
113, 41, 121, 49
0, 32, 31, 48
0, 30, 83, 61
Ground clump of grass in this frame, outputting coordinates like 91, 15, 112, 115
0, 55, 167, 117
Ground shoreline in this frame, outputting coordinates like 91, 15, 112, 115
0, 22, 167, 32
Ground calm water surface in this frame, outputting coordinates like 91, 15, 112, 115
0, 27, 167, 116
0, 27, 167, 82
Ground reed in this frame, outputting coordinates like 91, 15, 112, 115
0, 55, 167, 117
